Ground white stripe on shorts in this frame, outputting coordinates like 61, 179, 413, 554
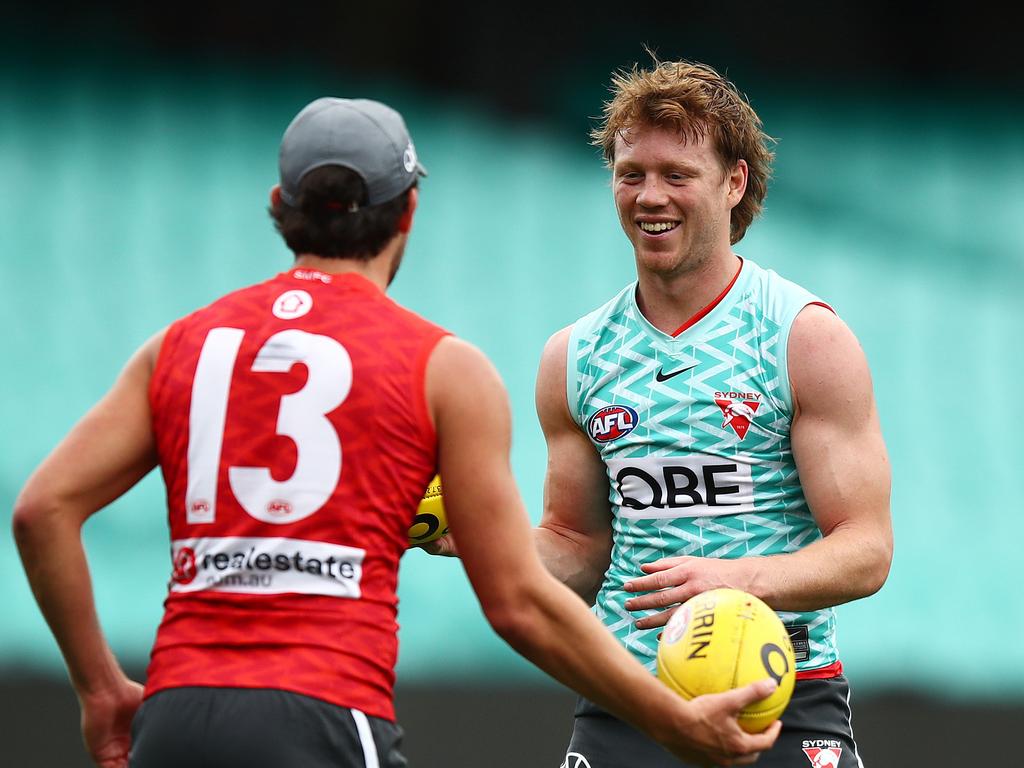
843, 685, 865, 768
352, 709, 380, 768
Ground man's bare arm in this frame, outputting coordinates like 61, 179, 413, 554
422, 327, 613, 596
12, 331, 164, 767
533, 327, 614, 603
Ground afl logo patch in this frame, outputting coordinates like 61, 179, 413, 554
588, 405, 639, 443
663, 603, 691, 645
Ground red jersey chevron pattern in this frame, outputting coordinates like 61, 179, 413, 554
145, 268, 448, 721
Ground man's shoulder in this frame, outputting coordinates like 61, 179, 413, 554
176, 273, 282, 323
741, 256, 810, 294
738, 257, 829, 324
382, 294, 450, 339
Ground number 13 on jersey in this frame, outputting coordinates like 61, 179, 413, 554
185, 327, 353, 526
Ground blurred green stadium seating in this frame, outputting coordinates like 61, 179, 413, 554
2, 60, 1022, 702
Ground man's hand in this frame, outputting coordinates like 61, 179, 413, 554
666, 679, 782, 767
79, 677, 144, 768
623, 556, 758, 630
419, 533, 459, 557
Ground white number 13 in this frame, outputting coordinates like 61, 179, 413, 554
185, 327, 352, 525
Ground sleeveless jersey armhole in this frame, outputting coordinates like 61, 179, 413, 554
413, 330, 452, 447
149, 320, 185, 416
777, 300, 837, 413
564, 322, 584, 429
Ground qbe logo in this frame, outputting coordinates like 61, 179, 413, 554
588, 405, 640, 443
607, 456, 755, 520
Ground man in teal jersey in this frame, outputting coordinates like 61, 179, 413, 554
533, 60, 894, 767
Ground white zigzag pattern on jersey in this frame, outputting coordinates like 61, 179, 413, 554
732, 513, 793, 555
651, 518, 705, 555
644, 389, 699, 454
595, 593, 659, 668
616, 345, 659, 410
591, 328, 653, 413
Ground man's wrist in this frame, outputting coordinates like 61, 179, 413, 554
743, 555, 774, 605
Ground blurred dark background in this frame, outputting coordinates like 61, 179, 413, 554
7, 1, 1023, 115
3, 2, 1022, 766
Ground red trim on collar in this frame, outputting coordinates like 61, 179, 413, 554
670, 259, 743, 337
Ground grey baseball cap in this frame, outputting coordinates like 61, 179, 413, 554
278, 97, 427, 207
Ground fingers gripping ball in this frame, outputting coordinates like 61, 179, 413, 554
656, 588, 796, 733
407, 476, 449, 546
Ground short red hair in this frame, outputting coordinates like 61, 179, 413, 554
592, 59, 775, 244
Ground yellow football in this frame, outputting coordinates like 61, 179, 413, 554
407, 475, 449, 546
656, 588, 796, 733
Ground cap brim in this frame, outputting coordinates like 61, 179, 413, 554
415, 162, 428, 178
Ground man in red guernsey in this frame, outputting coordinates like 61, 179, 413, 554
13, 97, 781, 768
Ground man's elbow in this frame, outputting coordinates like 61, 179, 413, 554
12, 498, 42, 551
484, 601, 536, 649
479, 582, 552, 652
861, 534, 894, 598
535, 523, 611, 602
12, 489, 63, 551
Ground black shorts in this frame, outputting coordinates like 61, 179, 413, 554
562, 675, 863, 768
129, 687, 407, 768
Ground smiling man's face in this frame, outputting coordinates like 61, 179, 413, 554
612, 123, 746, 278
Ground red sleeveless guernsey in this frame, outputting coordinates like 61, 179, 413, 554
146, 268, 448, 721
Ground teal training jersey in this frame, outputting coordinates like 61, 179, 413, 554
566, 256, 837, 673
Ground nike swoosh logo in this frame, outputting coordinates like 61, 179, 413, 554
655, 363, 698, 382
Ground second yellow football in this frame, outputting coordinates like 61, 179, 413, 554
656, 588, 796, 733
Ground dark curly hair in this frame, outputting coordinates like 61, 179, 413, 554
269, 165, 415, 259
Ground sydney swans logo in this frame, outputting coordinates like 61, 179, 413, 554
560, 753, 593, 768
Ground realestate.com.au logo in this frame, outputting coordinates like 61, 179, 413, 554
169, 536, 365, 599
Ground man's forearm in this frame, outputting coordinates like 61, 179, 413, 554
13, 505, 127, 696
748, 523, 892, 612
487, 568, 692, 750
533, 525, 608, 604
625, 520, 893, 630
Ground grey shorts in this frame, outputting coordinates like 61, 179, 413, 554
129, 687, 407, 768
563, 676, 864, 768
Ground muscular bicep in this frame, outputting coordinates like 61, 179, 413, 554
16, 331, 164, 524
789, 306, 892, 552
534, 327, 613, 598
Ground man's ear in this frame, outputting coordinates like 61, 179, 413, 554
270, 185, 282, 208
397, 187, 419, 233
726, 160, 748, 208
